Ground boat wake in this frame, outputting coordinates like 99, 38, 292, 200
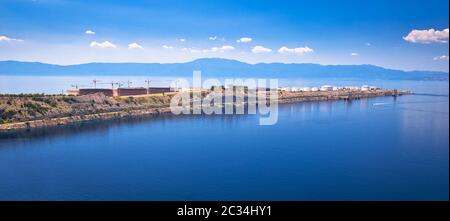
373, 102, 390, 106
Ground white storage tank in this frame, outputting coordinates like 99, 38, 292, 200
320, 85, 333, 91
346, 86, 361, 91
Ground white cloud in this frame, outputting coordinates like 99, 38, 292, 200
209, 36, 225, 41
433, 55, 449, 61
190, 49, 202, 53
162, 45, 173, 49
178, 38, 186, 42
181, 47, 203, 53
277, 46, 314, 55
351, 52, 359, 56
206, 45, 235, 53
128, 42, 143, 49
252, 45, 272, 54
89, 41, 117, 48
365, 42, 371, 46
0, 35, 23, 42
85, 30, 96, 35
236, 37, 252, 43
403, 28, 449, 44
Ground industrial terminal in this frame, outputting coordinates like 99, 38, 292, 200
65, 80, 173, 97
64, 79, 382, 97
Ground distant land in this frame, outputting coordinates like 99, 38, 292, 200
0, 58, 448, 80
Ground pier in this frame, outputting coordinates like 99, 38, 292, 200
0, 88, 412, 131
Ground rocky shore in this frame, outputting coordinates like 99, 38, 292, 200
0, 89, 411, 132
278, 89, 409, 103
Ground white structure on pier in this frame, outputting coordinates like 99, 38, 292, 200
361, 85, 370, 91
320, 85, 333, 91
344, 86, 361, 90
302, 87, 311, 92
290, 87, 301, 92
311, 87, 319, 92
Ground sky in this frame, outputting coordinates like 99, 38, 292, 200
0, 0, 449, 72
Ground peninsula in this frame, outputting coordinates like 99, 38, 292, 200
0, 88, 411, 132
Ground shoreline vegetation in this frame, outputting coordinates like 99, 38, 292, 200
0, 89, 411, 132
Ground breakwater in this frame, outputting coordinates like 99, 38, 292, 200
0, 89, 411, 131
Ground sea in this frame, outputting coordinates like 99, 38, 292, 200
0, 75, 448, 200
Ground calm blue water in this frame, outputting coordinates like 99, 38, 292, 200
0, 78, 448, 200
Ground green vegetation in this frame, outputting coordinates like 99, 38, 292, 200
0, 93, 173, 124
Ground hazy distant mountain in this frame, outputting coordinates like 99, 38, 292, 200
0, 58, 448, 80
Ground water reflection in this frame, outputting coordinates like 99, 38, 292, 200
0, 112, 260, 142
0, 83, 448, 200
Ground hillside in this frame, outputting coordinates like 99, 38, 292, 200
0, 58, 448, 80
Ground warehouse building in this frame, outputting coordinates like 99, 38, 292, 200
66, 87, 172, 97
78, 88, 114, 96
116, 87, 148, 96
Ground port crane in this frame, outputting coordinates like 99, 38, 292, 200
92, 79, 100, 88
114, 80, 133, 88
73, 79, 174, 90
90, 79, 124, 89
97, 81, 122, 89
71, 84, 90, 89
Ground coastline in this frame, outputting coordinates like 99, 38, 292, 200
0, 89, 411, 132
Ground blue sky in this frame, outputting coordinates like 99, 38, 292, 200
0, 0, 448, 72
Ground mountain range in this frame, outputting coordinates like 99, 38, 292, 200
0, 58, 448, 80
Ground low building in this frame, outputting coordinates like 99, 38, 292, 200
311, 87, 319, 92
146, 87, 172, 94
65, 86, 172, 97
291, 87, 300, 92
361, 85, 370, 91
344, 86, 361, 91
302, 87, 311, 92
116, 87, 148, 96
79, 88, 114, 96
320, 85, 333, 91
